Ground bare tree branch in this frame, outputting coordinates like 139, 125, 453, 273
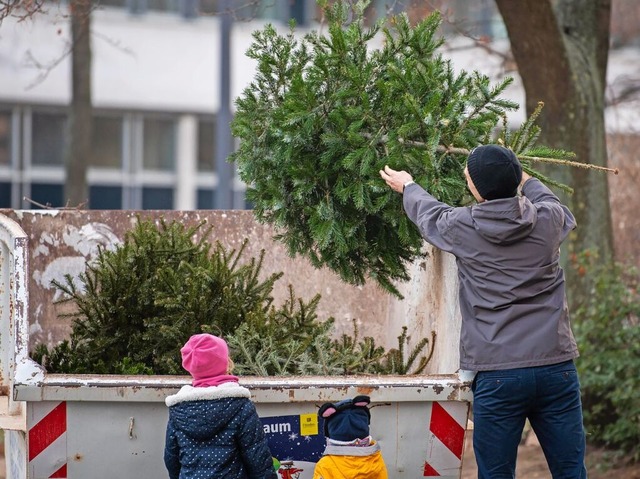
606, 76, 640, 107
1, 0, 46, 24
23, 44, 72, 89
23, 196, 87, 209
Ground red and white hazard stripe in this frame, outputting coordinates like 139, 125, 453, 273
423, 401, 468, 477
28, 401, 68, 479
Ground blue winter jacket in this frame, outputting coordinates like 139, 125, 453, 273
164, 382, 277, 479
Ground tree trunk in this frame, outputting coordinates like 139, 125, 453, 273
495, 0, 613, 307
66, 0, 93, 207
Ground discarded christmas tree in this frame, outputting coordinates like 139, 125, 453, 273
231, 2, 577, 297
33, 218, 433, 375
33, 219, 283, 374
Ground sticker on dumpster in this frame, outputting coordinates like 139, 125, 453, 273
422, 401, 468, 477
299, 413, 318, 436
261, 414, 324, 479
28, 401, 68, 479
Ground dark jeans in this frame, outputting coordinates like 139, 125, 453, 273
472, 360, 587, 479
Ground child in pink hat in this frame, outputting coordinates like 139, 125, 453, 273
164, 334, 276, 479
179, 333, 238, 387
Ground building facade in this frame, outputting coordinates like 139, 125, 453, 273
1, 0, 636, 211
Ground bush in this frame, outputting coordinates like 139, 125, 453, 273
32, 218, 433, 376
573, 253, 640, 460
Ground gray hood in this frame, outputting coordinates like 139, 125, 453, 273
470, 196, 537, 245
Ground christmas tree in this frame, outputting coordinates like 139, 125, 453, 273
231, 1, 575, 296
33, 219, 283, 374
34, 218, 433, 375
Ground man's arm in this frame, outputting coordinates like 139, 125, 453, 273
379, 165, 457, 252
521, 172, 562, 205
521, 173, 577, 239
379, 165, 414, 193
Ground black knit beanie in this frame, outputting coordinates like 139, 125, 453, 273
466, 145, 522, 200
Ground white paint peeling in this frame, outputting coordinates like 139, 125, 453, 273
34, 257, 88, 300
31, 224, 121, 300
16, 210, 61, 222
33, 243, 50, 258
39, 231, 60, 248
14, 357, 45, 385
62, 223, 121, 257
27, 210, 61, 217
29, 320, 43, 336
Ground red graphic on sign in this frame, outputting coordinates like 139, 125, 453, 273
279, 460, 304, 479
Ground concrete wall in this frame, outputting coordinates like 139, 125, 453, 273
0, 209, 462, 374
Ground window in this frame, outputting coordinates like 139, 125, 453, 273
0, 110, 11, 167
197, 117, 215, 172
143, 117, 176, 171
90, 185, 123, 209
224, 0, 262, 21
200, 0, 313, 24
92, 115, 123, 168
4, 106, 208, 210
32, 111, 67, 166
145, 0, 180, 13
30, 183, 64, 209
93, 0, 315, 22
0, 182, 11, 207
142, 186, 174, 209
126, 0, 180, 14
179, 0, 197, 18
197, 188, 214, 209
289, 0, 308, 25
96, 0, 127, 8
198, 0, 218, 15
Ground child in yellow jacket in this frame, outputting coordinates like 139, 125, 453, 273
313, 395, 388, 479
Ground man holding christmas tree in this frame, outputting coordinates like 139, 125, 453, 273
380, 144, 587, 478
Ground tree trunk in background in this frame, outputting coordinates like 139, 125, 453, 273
495, 0, 613, 308
66, 0, 92, 207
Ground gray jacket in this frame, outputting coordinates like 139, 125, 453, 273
403, 178, 579, 371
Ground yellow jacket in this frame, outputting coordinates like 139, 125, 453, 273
312, 441, 388, 479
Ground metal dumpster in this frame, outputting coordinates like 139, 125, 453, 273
0, 211, 472, 479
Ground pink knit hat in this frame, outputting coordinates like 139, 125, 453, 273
180, 334, 238, 387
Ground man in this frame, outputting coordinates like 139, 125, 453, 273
380, 144, 587, 478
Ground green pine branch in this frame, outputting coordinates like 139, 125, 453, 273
231, 2, 618, 297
